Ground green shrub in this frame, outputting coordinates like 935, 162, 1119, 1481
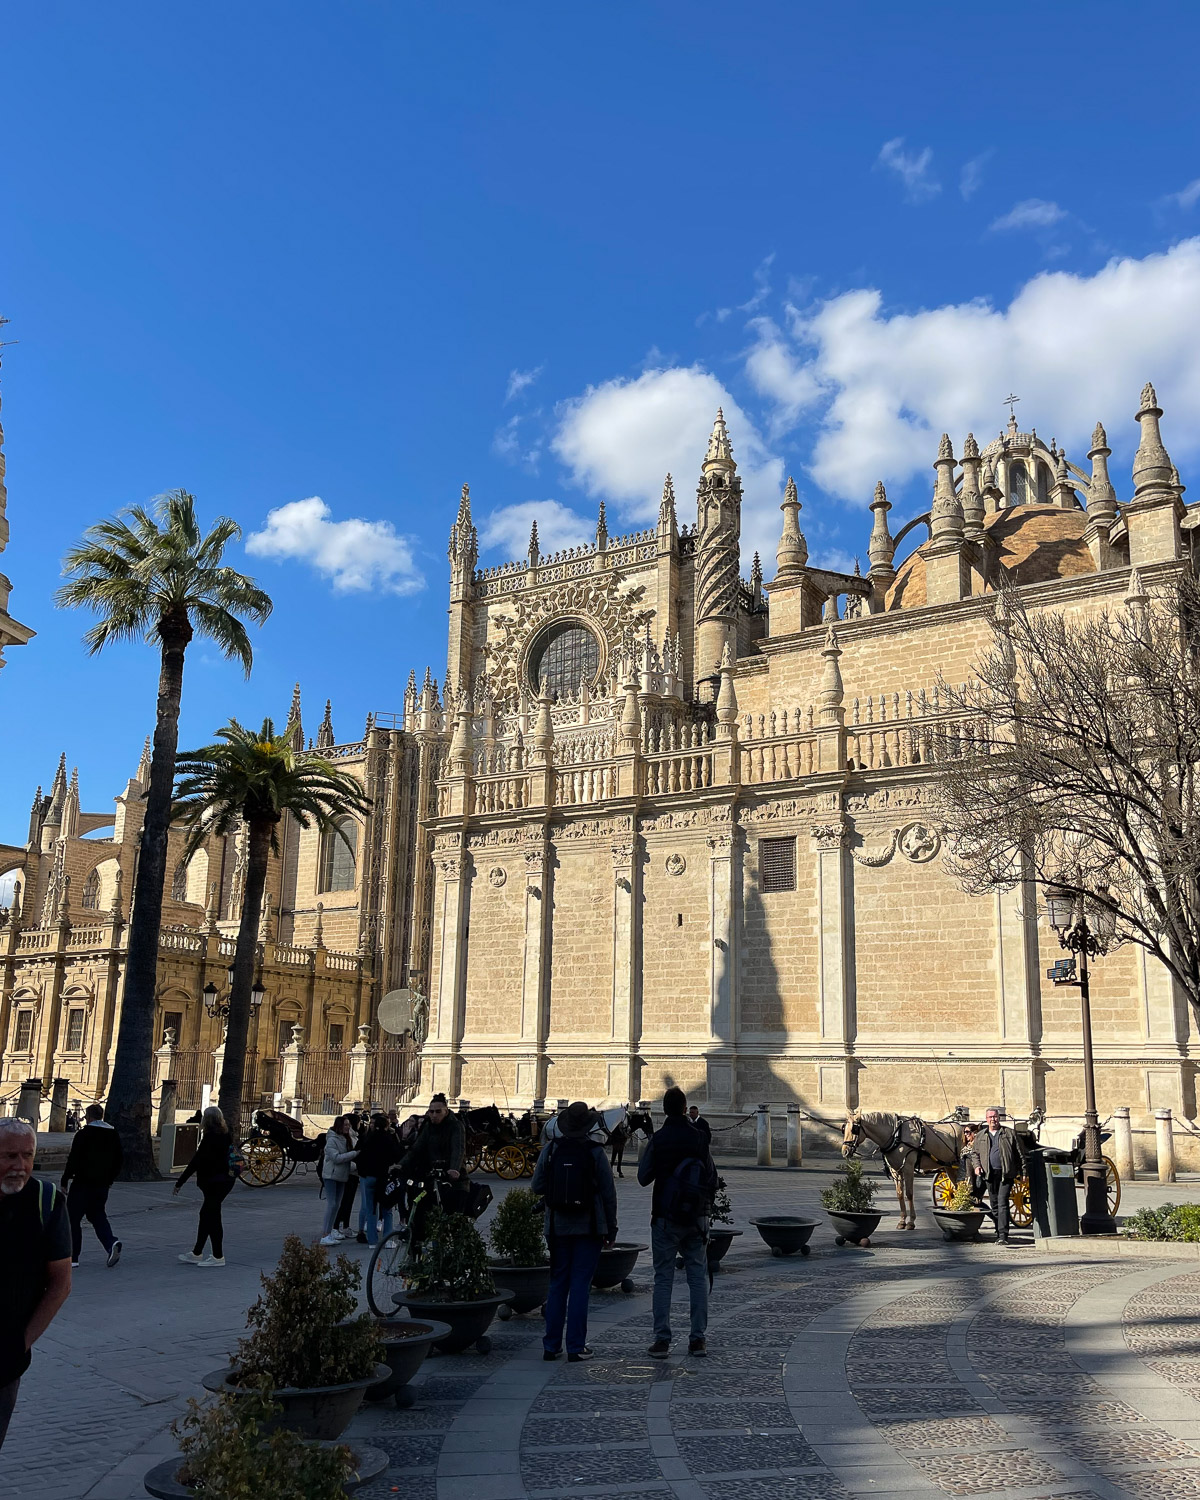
711, 1176, 734, 1226
405, 1208, 496, 1300
489, 1188, 548, 1265
945, 1177, 978, 1212
820, 1158, 878, 1213
1124, 1203, 1200, 1242
175, 1382, 355, 1500
235, 1234, 381, 1390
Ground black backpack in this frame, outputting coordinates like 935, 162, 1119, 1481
659, 1152, 713, 1226
545, 1136, 597, 1213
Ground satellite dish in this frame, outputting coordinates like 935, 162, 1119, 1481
378, 989, 412, 1036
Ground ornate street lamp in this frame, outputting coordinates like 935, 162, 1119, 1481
1045, 884, 1118, 1235
202, 967, 266, 1021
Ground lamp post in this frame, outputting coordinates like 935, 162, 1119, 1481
1045, 886, 1117, 1235
202, 966, 266, 1022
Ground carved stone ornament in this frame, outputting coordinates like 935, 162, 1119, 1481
665, 851, 686, 876
640, 808, 710, 832
850, 829, 900, 868
611, 842, 636, 869
898, 821, 941, 862
488, 866, 507, 888
809, 823, 849, 849
742, 794, 838, 825
844, 785, 925, 813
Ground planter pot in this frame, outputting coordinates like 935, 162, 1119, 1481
143, 1442, 388, 1499
826, 1210, 883, 1247
487, 1261, 552, 1318
932, 1209, 986, 1243
592, 1242, 648, 1292
365, 1318, 451, 1407
397, 1290, 513, 1354
706, 1227, 743, 1270
200, 1365, 390, 1441
749, 1216, 819, 1257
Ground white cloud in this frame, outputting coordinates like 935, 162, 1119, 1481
764, 238, 1200, 501
505, 365, 544, 402
744, 317, 823, 436
246, 497, 424, 596
960, 152, 991, 201
877, 138, 940, 203
990, 198, 1068, 231
492, 413, 542, 471
1168, 178, 1200, 211
480, 499, 594, 558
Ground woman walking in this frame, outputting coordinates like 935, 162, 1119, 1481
174, 1105, 235, 1266
320, 1115, 359, 1246
355, 1111, 404, 1245
334, 1112, 362, 1237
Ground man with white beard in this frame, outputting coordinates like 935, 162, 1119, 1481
0, 1118, 71, 1448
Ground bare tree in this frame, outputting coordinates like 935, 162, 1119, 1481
932, 567, 1200, 1022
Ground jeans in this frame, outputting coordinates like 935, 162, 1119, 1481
357, 1176, 394, 1246
988, 1171, 1014, 1240
543, 1234, 603, 1356
196, 1179, 233, 1258
336, 1176, 358, 1229
0, 1377, 19, 1450
322, 1184, 343, 1238
651, 1220, 707, 1343
68, 1183, 117, 1261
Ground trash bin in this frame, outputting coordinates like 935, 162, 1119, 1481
172, 1122, 200, 1169
1028, 1145, 1079, 1239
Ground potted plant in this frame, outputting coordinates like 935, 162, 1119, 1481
821, 1159, 883, 1247
931, 1175, 987, 1242
488, 1186, 552, 1318
144, 1382, 389, 1498
399, 1207, 513, 1353
706, 1177, 743, 1270
364, 1317, 452, 1409
201, 1235, 388, 1441
749, 1214, 819, 1256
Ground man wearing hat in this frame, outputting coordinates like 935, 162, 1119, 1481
531, 1101, 618, 1362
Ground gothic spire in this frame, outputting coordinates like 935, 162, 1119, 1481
136, 735, 152, 786
45, 752, 67, 824
528, 519, 540, 565
960, 433, 984, 537
659, 474, 676, 527
1085, 422, 1118, 522
1133, 382, 1173, 495
316, 699, 335, 750
774, 476, 808, 582
596, 498, 608, 550
930, 433, 964, 543
868, 481, 896, 579
702, 407, 736, 473
448, 482, 478, 571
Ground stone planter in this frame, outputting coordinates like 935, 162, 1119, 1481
200, 1365, 390, 1441
487, 1261, 552, 1318
365, 1318, 451, 1407
932, 1208, 986, 1243
143, 1442, 388, 1498
592, 1242, 648, 1292
750, 1216, 818, 1257
397, 1290, 513, 1354
826, 1210, 883, 1247
706, 1227, 743, 1270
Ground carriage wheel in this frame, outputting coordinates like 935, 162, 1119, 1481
493, 1145, 526, 1180
1103, 1155, 1122, 1216
931, 1167, 959, 1209
366, 1228, 412, 1317
520, 1146, 536, 1178
463, 1151, 482, 1175
1008, 1174, 1034, 1229
240, 1134, 285, 1186
480, 1148, 498, 1175
279, 1156, 298, 1182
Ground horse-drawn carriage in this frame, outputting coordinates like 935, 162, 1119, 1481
459, 1105, 537, 1179
239, 1108, 324, 1186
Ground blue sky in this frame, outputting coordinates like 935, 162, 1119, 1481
4, 1, 1200, 838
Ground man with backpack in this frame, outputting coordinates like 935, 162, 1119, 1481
638, 1087, 716, 1358
531, 1100, 618, 1363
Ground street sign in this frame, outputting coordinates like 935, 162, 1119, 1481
1046, 957, 1078, 985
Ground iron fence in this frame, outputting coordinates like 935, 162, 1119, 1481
170, 1047, 215, 1109
297, 1048, 351, 1114
368, 1038, 422, 1109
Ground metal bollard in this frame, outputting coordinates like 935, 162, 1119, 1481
786, 1103, 803, 1168
157, 1079, 178, 1176
756, 1103, 773, 1166
16, 1078, 41, 1131
1156, 1107, 1177, 1184
48, 1078, 69, 1133
1111, 1105, 1135, 1183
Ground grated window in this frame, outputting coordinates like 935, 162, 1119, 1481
759, 836, 796, 893
66, 1009, 86, 1052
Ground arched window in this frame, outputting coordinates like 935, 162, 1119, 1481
1009, 461, 1030, 507
528, 619, 601, 700
319, 820, 358, 893
81, 869, 101, 911
171, 862, 189, 901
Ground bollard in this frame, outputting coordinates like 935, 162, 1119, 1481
1111, 1105, 1135, 1184
1156, 1107, 1177, 1184
48, 1078, 69, 1133
756, 1103, 773, 1166
16, 1078, 41, 1131
157, 1079, 178, 1175
786, 1103, 803, 1168
556, 1098, 569, 1111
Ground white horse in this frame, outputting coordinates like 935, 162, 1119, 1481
842, 1111, 966, 1230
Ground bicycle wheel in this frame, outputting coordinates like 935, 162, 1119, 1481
366, 1228, 412, 1317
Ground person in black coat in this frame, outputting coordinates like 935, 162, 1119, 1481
355, 1112, 404, 1245
61, 1103, 123, 1268
173, 1106, 235, 1265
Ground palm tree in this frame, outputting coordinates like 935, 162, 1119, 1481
57, 492, 272, 1176
173, 718, 372, 1136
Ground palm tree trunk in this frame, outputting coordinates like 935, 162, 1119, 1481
218, 818, 273, 1139
105, 619, 191, 1178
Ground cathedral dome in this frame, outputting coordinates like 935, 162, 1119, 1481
886, 503, 1096, 610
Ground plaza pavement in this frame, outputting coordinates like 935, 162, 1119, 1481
7, 1156, 1200, 1500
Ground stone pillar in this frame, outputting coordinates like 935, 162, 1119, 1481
16, 1078, 41, 1130
756, 1102, 773, 1166
610, 835, 641, 1104
706, 816, 736, 1108
429, 849, 469, 1101
1111, 1105, 1135, 1184
811, 823, 853, 1103
279, 1025, 305, 1116
342, 1024, 371, 1112
518, 842, 551, 1106
1156, 1107, 1176, 1184
154, 1030, 179, 1092
157, 1079, 178, 1173
786, 1103, 803, 1168
48, 1077, 69, 1133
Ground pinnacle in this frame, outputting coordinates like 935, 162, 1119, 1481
871, 480, 888, 508
784, 475, 799, 508
937, 433, 954, 462
962, 432, 979, 459
1139, 381, 1159, 412
528, 519, 539, 551
456, 482, 472, 523
1090, 422, 1108, 451
704, 407, 735, 467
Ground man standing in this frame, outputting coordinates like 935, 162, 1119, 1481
397, 1093, 467, 1243
0, 1118, 72, 1449
61, 1102, 123, 1267
532, 1101, 617, 1363
980, 1106, 1025, 1244
638, 1087, 716, 1359
687, 1105, 712, 1146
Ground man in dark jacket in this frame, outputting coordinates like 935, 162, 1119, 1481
638, 1087, 716, 1358
687, 1105, 712, 1146
61, 1103, 123, 1268
980, 1106, 1026, 1244
355, 1112, 404, 1245
531, 1101, 617, 1363
397, 1093, 467, 1242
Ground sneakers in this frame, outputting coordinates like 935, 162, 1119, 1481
319, 1233, 341, 1246
197, 1255, 225, 1266
647, 1339, 671, 1359
568, 1347, 594, 1363
688, 1337, 707, 1357
338, 1229, 354, 1240
178, 1251, 203, 1264
542, 1349, 562, 1361
71, 1261, 80, 1269
107, 1241, 122, 1268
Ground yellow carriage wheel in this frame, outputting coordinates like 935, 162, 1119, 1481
1008, 1175, 1034, 1229
520, 1144, 537, 1178
1103, 1155, 1122, 1216
241, 1134, 285, 1186
463, 1151, 482, 1175
493, 1145, 526, 1180
480, 1148, 499, 1175
931, 1167, 959, 1209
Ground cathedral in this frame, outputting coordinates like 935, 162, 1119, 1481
1, 383, 1197, 1162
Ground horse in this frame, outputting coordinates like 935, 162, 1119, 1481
608, 1109, 654, 1177
842, 1111, 966, 1230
